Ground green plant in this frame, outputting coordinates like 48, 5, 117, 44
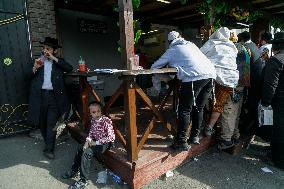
271, 17, 284, 31
180, 0, 188, 5
132, 0, 140, 10
115, 1, 143, 53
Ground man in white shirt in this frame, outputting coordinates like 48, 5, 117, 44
151, 31, 216, 151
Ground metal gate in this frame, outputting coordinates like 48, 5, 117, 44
0, 0, 33, 137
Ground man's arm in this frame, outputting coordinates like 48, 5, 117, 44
151, 49, 172, 69
54, 58, 73, 72
24, 58, 42, 79
261, 57, 283, 106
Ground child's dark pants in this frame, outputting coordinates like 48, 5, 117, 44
71, 143, 110, 181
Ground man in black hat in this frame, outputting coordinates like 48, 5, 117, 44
27, 37, 73, 159
261, 32, 284, 170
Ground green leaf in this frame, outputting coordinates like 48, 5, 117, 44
180, 0, 188, 5
132, 0, 140, 10
206, 0, 213, 5
134, 30, 142, 44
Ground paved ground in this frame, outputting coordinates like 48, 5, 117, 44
0, 133, 283, 189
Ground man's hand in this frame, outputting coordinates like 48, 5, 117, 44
33, 59, 43, 73
44, 50, 58, 62
67, 122, 79, 128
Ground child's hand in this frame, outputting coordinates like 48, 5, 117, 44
67, 122, 79, 128
83, 141, 89, 150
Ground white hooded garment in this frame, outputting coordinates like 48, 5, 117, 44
151, 38, 216, 82
200, 27, 239, 88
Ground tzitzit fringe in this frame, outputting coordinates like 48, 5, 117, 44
0, 14, 24, 26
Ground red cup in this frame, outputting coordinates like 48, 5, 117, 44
79, 64, 86, 72
36, 59, 43, 66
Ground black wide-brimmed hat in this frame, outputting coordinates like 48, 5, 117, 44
261, 32, 272, 42
40, 37, 62, 48
270, 32, 284, 44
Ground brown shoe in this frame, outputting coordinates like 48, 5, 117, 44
44, 151, 55, 159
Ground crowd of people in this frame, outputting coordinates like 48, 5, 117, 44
151, 28, 284, 170
26, 29, 284, 188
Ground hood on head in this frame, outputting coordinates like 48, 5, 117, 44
209, 27, 231, 40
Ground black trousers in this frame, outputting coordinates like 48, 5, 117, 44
177, 79, 213, 143
40, 90, 60, 152
71, 143, 110, 181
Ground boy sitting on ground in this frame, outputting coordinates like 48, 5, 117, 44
62, 101, 115, 189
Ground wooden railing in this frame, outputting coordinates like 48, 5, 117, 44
67, 68, 178, 162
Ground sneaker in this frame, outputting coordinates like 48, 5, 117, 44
218, 140, 234, 150
232, 137, 240, 145
62, 170, 78, 179
43, 151, 55, 159
170, 142, 191, 151
189, 136, 200, 144
69, 179, 88, 189
204, 127, 215, 137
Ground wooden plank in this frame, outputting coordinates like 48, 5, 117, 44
113, 124, 127, 148
85, 82, 100, 102
137, 119, 155, 152
135, 83, 176, 151
135, 86, 164, 122
103, 82, 124, 114
124, 80, 138, 161
79, 76, 90, 128
118, 0, 134, 70
122, 68, 177, 76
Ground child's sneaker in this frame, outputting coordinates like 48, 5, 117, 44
218, 140, 234, 150
69, 179, 88, 189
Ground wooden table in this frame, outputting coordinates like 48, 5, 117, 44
67, 68, 178, 162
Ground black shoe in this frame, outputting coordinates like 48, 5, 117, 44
69, 179, 88, 189
170, 142, 191, 151
218, 140, 234, 150
43, 151, 55, 159
189, 136, 200, 144
232, 137, 240, 145
62, 170, 78, 179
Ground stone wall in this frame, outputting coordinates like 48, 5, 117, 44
27, 0, 57, 57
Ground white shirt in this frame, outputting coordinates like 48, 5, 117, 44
151, 38, 216, 83
42, 59, 53, 90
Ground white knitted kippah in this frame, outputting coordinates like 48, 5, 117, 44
168, 31, 180, 41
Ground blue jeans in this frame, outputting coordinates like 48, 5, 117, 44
71, 143, 110, 180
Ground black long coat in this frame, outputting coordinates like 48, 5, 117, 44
26, 58, 73, 126
262, 51, 284, 168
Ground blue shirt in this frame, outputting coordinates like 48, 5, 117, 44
42, 59, 53, 90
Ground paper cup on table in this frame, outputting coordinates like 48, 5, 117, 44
129, 55, 139, 70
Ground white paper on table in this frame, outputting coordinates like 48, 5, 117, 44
261, 167, 273, 173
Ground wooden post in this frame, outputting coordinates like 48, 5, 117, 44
124, 79, 138, 161
203, 0, 216, 41
118, 0, 134, 70
79, 76, 89, 130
